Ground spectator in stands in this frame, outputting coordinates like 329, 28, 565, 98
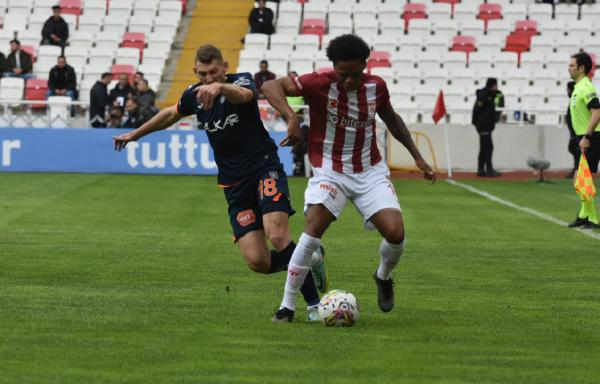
90, 72, 113, 128
110, 74, 135, 111
107, 106, 124, 128
41, 5, 69, 49
249, 0, 274, 35
0, 51, 7, 74
133, 71, 144, 92
472, 77, 504, 177
254, 60, 276, 99
3, 40, 34, 80
47, 56, 77, 100
123, 97, 156, 129
566, 81, 580, 178
136, 79, 156, 110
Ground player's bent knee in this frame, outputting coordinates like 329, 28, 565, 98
242, 251, 270, 273
267, 232, 289, 251
383, 227, 405, 245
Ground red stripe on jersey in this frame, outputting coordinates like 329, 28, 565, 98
307, 82, 331, 168
352, 86, 369, 173
332, 88, 348, 173
370, 122, 381, 166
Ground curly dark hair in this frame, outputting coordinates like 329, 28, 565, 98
326, 34, 371, 64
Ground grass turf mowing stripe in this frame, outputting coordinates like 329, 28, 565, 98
446, 179, 600, 241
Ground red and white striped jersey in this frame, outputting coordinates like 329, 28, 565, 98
291, 71, 392, 174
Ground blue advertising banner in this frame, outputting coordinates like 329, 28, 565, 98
0, 128, 294, 175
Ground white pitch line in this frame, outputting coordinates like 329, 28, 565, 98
446, 179, 600, 241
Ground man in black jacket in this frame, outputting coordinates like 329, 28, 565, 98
249, 0, 274, 35
472, 78, 504, 177
3, 40, 34, 79
90, 72, 112, 128
109, 74, 135, 112
41, 5, 69, 48
122, 97, 156, 129
47, 56, 77, 99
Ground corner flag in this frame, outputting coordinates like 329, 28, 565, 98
575, 153, 596, 201
432, 90, 447, 124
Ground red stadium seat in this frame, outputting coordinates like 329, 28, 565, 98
514, 20, 538, 38
367, 51, 391, 71
302, 19, 326, 37
21, 45, 37, 62
402, 3, 427, 31
111, 64, 135, 82
504, 33, 531, 65
478, 4, 502, 32
451, 35, 477, 54
60, 0, 82, 16
122, 32, 146, 50
25, 79, 48, 109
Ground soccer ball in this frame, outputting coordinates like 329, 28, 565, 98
318, 289, 360, 327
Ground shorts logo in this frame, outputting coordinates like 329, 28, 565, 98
269, 171, 279, 180
320, 183, 337, 199
237, 210, 256, 227
328, 99, 338, 109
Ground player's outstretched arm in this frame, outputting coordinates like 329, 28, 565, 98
378, 104, 437, 183
113, 105, 183, 151
262, 77, 302, 146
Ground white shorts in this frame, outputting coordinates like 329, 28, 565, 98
304, 161, 401, 227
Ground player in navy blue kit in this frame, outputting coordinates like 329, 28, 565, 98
113, 44, 328, 321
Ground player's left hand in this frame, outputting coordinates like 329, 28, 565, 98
579, 137, 590, 153
416, 158, 437, 184
195, 83, 222, 111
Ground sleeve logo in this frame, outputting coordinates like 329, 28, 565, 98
234, 77, 251, 86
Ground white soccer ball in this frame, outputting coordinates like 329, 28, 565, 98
318, 289, 360, 327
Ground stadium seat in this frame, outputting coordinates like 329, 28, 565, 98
288, 50, 314, 75
502, 67, 529, 88
555, 35, 580, 55
580, 3, 600, 22
378, 2, 403, 24
96, 32, 123, 51
370, 67, 395, 84
433, 20, 459, 37
425, 35, 451, 54
428, 3, 452, 20
107, 1, 133, 19
122, 32, 146, 52
328, 15, 353, 37
353, 2, 378, 20
295, 34, 320, 52
569, 21, 593, 42
477, 36, 502, 55
27, 13, 49, 33
417, 51, 442, 73
111, 64, 135, 82
460, 19, 486, 40
268, 34, 292, 52
128, 19, 154, 35
25, 78, 48, 109
503, 33, 530, 61
6, 0, 32, 17
468, 52, 492, 73
0, 77, 25, 101
380, 19, 405, 36
396, 72, 422, 91
142, 49, 168, 67
133, 0, 158, 19
501, 85, 521, 107
137, 63, 163, 88
115, 47, 141, 66
38, 45, 62, 61
423, 69, 448, 90
301, 19, 326, 37
153, 14, 179, 37
47, 96, 71, 127
354, 16, 379, 38
244, 33, 269, 51
527, 3, 552, 21
264, 49, 289, 77
451, 35, 476, 55
520, 86, 546, 107
442, 51, 468, 71
372, 35, 398, 54
503, 4, 527, 23
519, 51, 545, 73
530, 35, 555, 56
303, 2, 326, 20
367, 51, 391, 71
494, 51, 520, 72
83, 0, 108, 18
545, 52, 570, 74
477, 3, 502, 32
60, 0, 82, 16
514, 20, 538, 38
397, 35, 423, 56
103, 18, 128, 36
388, 85, 413, 108
391, 52, 415, 74
158, 1, 184, 20
402, 3, 427, 32
77, 14, 103, 34
17, 30, 41, 50
486, 20, 512, 41
407, 19, 432, 37
554, 3, 579, 21
453, 2, 478, 22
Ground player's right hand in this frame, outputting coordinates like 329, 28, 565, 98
280, 116, 302, 147
113, 132, 137, 151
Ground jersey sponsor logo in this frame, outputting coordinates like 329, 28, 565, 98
293, 77, 303, 91
327, 113, 374, 129
368, 102, 377, 114
203, 113, 240, 133
233, 77, 251, 87
237, 209, 256, 227
328, 99, 338, 108
319, 183, 337, 196
587, 93, 597, 99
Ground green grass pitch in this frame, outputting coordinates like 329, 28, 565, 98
1, 173, 599, 383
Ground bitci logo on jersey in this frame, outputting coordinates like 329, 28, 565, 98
237, 210, 256, 227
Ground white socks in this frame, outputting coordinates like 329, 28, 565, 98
376, 239, 404, 280
280, 233, 322, 311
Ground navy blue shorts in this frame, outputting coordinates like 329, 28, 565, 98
223, 164, 295, 241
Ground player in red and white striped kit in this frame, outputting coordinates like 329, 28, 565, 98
263, 34, 436, 322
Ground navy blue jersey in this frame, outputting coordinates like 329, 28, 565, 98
177, 72, 278, 184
